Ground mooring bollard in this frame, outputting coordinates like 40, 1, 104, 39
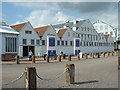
103, 53, 105, 57
97, 53, 100, 58
58, 55, 61, 62
77, 54, 80, 60
32, 55, 35, 63
112, 52, 114, 56
54, 54, 57, 60
85, 53, 88, 59
63, 54, 66, 59
68, 55, 71, 61
118, 52, 120, 69
46, 55, 49, 63
92, 53, 94, 58
25, 67, 36, 90
16, 55, 19, 64
66, 64, 75, 84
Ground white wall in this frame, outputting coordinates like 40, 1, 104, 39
0, 33, 2, 60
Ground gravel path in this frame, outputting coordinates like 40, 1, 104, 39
1, 56, 118, 88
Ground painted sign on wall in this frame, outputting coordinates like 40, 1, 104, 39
48, 50, 56, 56
76, 39, 80, 47
49, 37, 55, 47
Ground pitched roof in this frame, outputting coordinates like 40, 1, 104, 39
57, 28, 68, 37
34, 26, 50, 36
10, 22, 27, 32
104, 34, 110, 40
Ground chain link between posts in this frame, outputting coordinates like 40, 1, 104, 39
2, 72, 25, 86
36, 67, 67, 81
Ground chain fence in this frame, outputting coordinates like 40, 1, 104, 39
2, 67, 67, 88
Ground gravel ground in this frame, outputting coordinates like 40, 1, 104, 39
1, 56, 118, 88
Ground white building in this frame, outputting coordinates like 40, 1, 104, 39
10, 22, 40, 57
9, 19, 114, 58
0, 22, 19, 60
93, 20, 117, 42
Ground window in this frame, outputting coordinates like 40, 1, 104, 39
105, 25, 108, 29
73, 33, 74, 37
68, 32, 70, 37
70, 41, 73, 46
5, 37, 17, 52
61, 41, 64, 45
42, 40, 45, 45
95, 26, 97, 30
65, 41, 68, 46
110, 32, 113, 35
57, 41, 60, 45
100, 25, 103, 30
23, 39, 27, 45
31, 39, 34, 45
36, 40, 40, 45
25, 31, 32, 34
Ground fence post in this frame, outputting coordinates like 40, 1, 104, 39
66, 64, 75, 84
118, 52, 120, 69
46, 55, 49, 63
85, 53, 88, 59
68, 55, 71, 61
77, 54, 80, 60
32, 55, 35, 63
97, 53, 100, 58
25, 67, 37, 90
58, 55, 61, 62
16, 55, 19, 64
54, 54, 57, 60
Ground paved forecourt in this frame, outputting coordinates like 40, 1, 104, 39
1, 56, 118, 88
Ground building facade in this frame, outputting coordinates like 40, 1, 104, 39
9, 19, 115, 58
0, 22, 19, 60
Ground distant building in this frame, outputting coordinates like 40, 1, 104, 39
93, 20, 117, 50
0, 21, 19, 60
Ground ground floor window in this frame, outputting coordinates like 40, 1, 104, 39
5, 37, 17, 52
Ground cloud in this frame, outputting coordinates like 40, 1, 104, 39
13, 2, 117, 14
25, 10, 77, 27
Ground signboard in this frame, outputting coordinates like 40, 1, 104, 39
74, 38, 81, 55
48, 50, 56, 56
49, 37, 55, 46
47, 36, 56, 56
76, 39, 80, 47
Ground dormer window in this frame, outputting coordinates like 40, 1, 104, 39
25, 31, 32, 34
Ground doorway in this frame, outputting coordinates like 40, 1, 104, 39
23, 46, 35, 57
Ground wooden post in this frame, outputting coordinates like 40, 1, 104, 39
32, 55, 35, 63
63, 54, 66, 59
92, 53, 94, 58
46, 55, 49, 63
68, 55, 71, 61
97, 53, 100, 58
85, 53, 88, 59
112, 52, 114, 56
77, 54, 80, 60
16, 55, 19, 64
54, 54, 57, 60
58, 55, 61, 62
103, 53, 105, 57
25, 67, 36, 90
118, 52, 120, 69
66, 64, 75, 84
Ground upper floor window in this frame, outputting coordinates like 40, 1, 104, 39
36, 40, 40, 45
61, 41, 64, 45
105, 25, 108, 29
25, 31, 32, 34
68, 32, 70, 37
57, 41, 60, 45
23, 39, 27, 45
31, 39, 34, 45
42, 40, 45, 45
100, 25, 103, 30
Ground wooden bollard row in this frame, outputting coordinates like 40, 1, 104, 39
25, 64, 75, 89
